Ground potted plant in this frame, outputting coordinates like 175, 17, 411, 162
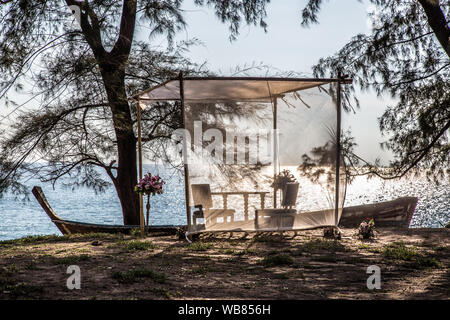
271, 169, 297, 206
135, 173, 165, 226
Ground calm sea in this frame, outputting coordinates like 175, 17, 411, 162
0, 164, 449, 240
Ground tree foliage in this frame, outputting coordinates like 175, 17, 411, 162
302, 0, 449, 182
0, 0, 271, 223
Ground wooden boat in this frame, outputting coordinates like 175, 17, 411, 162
32, 186, 185, 236
340, 196, 418, 228
33, 186, 418, 235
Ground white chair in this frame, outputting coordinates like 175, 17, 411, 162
191, 184, 235, 227
281, 182, 299, 209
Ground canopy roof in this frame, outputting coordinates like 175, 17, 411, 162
132, 75, 350, 236
134, 77, 349, 106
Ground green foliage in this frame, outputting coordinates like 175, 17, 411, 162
1, 282, 44, 298
189, 265, 214, 275
0, 233, 120, 246
124, 240, 156, 252
0, 234, 66, 246
0, 266, 43, 298
0, 0, 271, 208
383, 242, 420, 260
53, 254, 90, 265
382, 242, 442, 268
302, 0, 450, 182
186, 242, 213, 251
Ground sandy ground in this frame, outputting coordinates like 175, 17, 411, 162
0, 227, 448, 300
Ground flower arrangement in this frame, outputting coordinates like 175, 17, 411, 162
135, 173, 165, 196
135, 173, 165, 227
358, 217, 376, 239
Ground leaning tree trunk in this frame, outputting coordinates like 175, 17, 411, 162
102, 66, 140, 225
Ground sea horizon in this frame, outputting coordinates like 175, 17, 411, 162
0, 164, 449, 241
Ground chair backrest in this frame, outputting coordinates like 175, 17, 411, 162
281, 183, 299, 208
191, 184, 213, 209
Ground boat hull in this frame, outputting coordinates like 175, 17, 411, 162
32, 186, 418, 235
32, 186, 184, 236
340, 197, 418, 228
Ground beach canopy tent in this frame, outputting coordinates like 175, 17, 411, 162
133, 75, 350, 236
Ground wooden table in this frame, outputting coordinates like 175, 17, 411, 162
211, 191, 270, 221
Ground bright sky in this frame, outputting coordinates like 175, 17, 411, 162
0, 0, 396, 163
158, 0, 396, 163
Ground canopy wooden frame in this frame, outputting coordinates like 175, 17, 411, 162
132, 73, 351, 236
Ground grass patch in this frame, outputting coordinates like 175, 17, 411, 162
382, 242, 420, 261
111, 269, 167, 284
261, 254, 294, 267
186, 242, 213, 252
0, 233, 123, 247
221, 248, 237, 255
189, 265, 214, 275
382, 242, 442, 269
124, 240, 156, 252
0, 266, 43, 298
409, 257, 442, 268
1, 282, 44, 298
0, 234, 66, 246
54, 254, 90, 265
152, 287, 172, 298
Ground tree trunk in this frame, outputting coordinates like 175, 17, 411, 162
63, 0, 140, 225
115, 128, 140, 225
418, 0, 450, 57
101, 65, 140, 225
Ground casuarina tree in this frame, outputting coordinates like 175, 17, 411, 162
301, 0, 449, 182
0, 0, 270, 224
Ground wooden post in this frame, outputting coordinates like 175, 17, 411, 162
243, 193, 249, 221
179, 71, 192, 231
137, 98, 145, 237
260, 193, 266, 210
273, 97, 278, 208
223, 194, 228, 210
334, 74, 342, 226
